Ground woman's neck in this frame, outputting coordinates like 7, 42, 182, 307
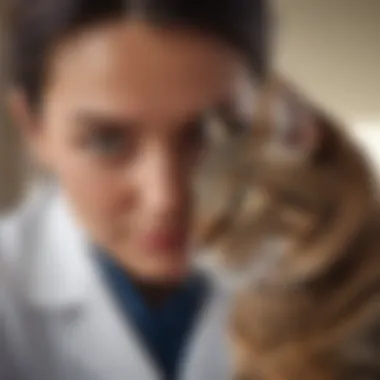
132, 279, 181, 308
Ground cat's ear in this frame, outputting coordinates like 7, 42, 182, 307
214, 65, 261, 140
275, 95, 320, 153
271, 81, 337, 163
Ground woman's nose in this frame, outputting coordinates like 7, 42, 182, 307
136, 146, 187, 220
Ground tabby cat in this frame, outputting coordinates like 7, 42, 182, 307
194, 77, 380, 380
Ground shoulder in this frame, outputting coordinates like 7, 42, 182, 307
0, 182, 58, 276
0, 182, 62, 323
0, 184, 52, 380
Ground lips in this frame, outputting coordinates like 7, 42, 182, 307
139, 229, 188, 251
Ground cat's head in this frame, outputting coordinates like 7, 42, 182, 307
194, 78, 372, 287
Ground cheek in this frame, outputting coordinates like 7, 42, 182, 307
63, 168, 130, 212
40, 126, 127, 191
45, 137, 135, 224
62, 169, 137, 253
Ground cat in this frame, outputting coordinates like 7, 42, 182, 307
193, 77, 380, 380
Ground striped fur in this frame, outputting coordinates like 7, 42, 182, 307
194, 77, 380, 380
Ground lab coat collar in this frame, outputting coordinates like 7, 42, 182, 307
22, 185, 94, 310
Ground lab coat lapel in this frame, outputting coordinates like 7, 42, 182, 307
24, 189, 161, 380
60, 268, 162, 380
180, 282, 233, 380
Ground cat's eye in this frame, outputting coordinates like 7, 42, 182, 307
279, 191, 313, 211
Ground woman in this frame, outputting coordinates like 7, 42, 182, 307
0, 0, 270, 379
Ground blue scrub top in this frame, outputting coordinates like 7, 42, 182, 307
96, 251, 210, 380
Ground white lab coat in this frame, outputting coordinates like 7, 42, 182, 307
0, 185, 233, 380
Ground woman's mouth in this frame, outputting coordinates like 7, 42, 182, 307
139, 230, 188, 252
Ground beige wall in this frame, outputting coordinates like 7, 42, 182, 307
274, 0, 380, 126
273, 0, 380, 172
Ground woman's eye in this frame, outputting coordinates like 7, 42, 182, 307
87, 128, 129, 157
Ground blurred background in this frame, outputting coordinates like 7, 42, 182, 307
274, 0, 380, 174
0, 0, 379, 211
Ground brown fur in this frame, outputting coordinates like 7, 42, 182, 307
194, 77, 380, 380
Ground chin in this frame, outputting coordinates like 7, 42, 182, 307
142, 261, 191, 285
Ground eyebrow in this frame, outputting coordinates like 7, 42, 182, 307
73, 112, 140, 130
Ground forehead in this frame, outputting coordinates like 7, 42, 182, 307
45, 20, 241, 121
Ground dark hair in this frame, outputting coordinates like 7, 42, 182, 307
10, 0, 271, 107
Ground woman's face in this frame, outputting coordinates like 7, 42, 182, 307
19, 21, 240, 284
